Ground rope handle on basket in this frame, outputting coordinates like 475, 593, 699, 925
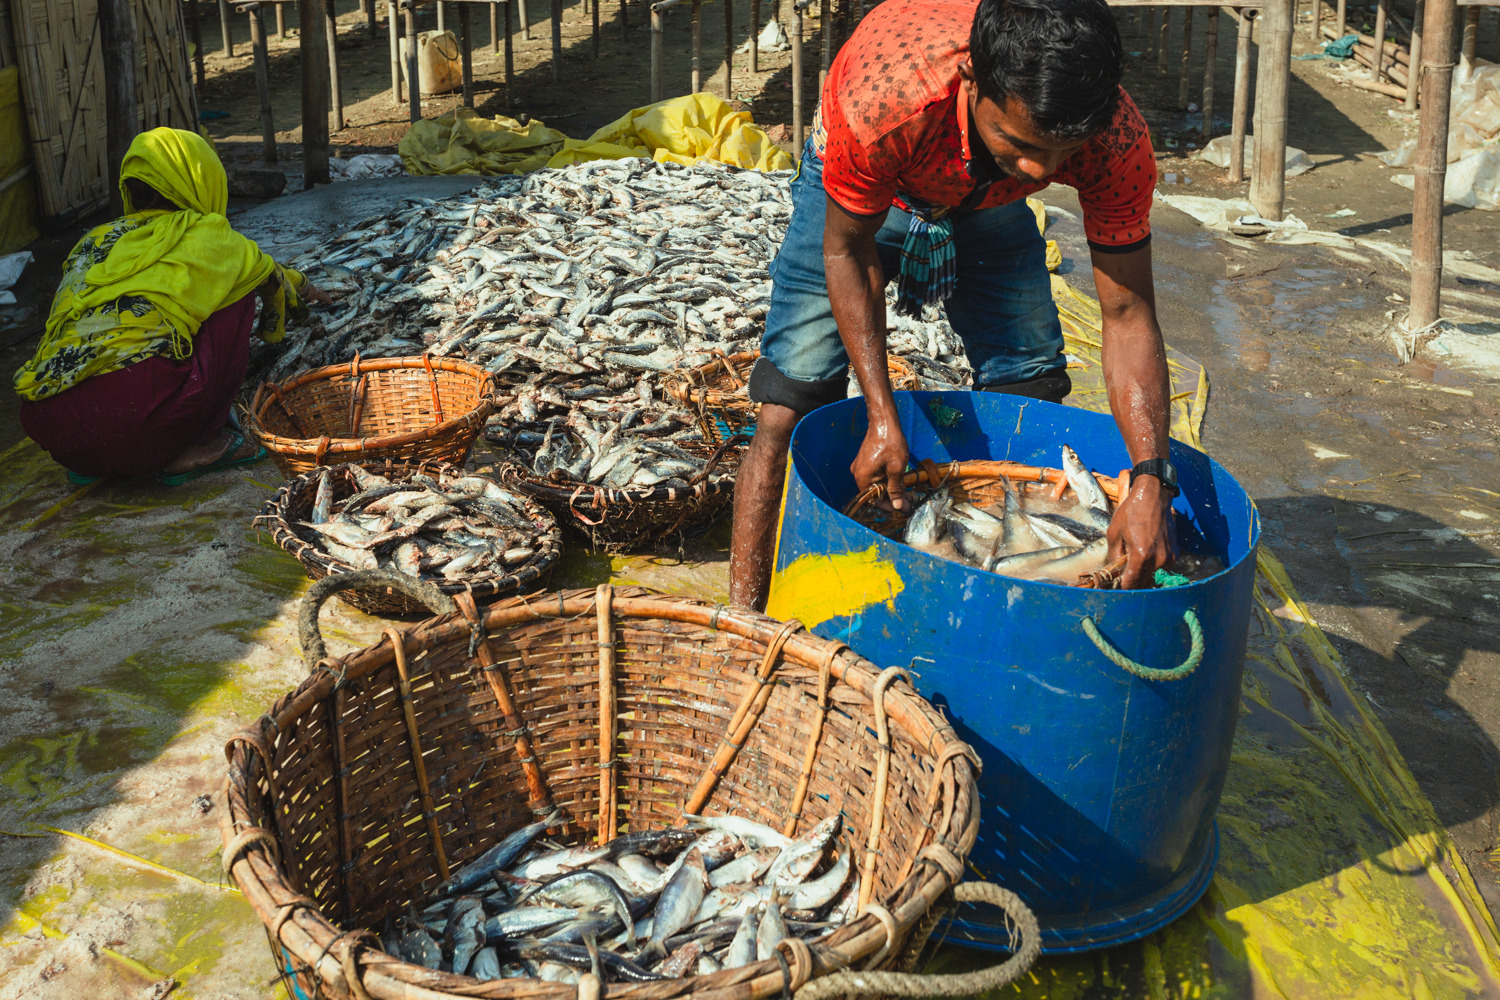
298, 569, 456, 668
859, 666, 910, 911
1080, 609, 1203, 681
791, 882, 1041, 1000
687, 431, 752, 487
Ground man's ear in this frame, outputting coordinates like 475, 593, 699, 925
956, 59, 977, 100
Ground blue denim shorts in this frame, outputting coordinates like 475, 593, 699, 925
753, 140, 1065, 411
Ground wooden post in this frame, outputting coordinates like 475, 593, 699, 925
302, 0, 331, 187
792, 0, 805, 146
491, 2, 500, 51
250, 4, 278, 161
651, 0, 666, 101
1203, 7, 1219, 133
1370, 0, 1387, 80
551, 0, 562, 81
519, 0, 531, 42
1334, 0, 1344, 38
692, 0, 702, 92
504, 0, 515, 104
1230, 7, 1253, 183
460, 1, 474, 104
218, 0, 235, 55
99, 0, 138, 218
366, 0, 378, 38
1158, 6, 1170, 74
324, 0, 343, 131
389, 0, 402, 102
751, 0, 759, 71
1178, 6, 1194, 108
1405, 0, 1423, 107
1251, 0, 1291, 220
1459, 5, 1479, 83
1410, 0, 1455, 330
188, 0, 206, 87
819, 0, 829, 90
724, 0, 733, 98
405, 0, 420, 121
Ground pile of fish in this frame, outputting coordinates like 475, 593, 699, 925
900, 445, 1118, 585
381, 811, 857, 983
286, 464, 550, 579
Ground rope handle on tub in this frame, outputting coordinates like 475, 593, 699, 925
1080, 609, 1204, 681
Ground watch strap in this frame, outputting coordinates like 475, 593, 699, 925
1130, 459, 1179, 495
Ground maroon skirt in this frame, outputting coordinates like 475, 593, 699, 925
20, 294, 256, 477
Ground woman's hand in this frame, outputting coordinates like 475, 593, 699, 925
302, 282, 334, 305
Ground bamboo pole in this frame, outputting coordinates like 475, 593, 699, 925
100, 0, 137, 219
820, 0, 830, 90
324, 0, 343, 131
1159, 6, 1171, 74
1230, 7, 1252, 183
593, 0, 601, 57
404, 0, 420, 121
1179, 5, 1194, 108
1249, 0, 1290, 220
1405, 0, 1424, 107
385, 629, 451, 882
504, 0, 514, 103
366, 0, 378, 38
692, 0, 702, 92
302, 0, 331, 187
250, 5, 277, 161
1146, 6, 1156, 61
751, 0, 760, 70
1370, 0, 1387, 80
596, 584, 617, 846
218, 0, 235, 54
1459, 5, 1479, 83
1204, 7, 1219, 132
793, 0, 806, 146
1409, 0, 1454, 330
460, 1, 474, 104
651, 0, 670, 101
519, 0, 531, 42
389, 0, 401, 102
620, 0, 628, 39
491, 1, 500, 51
724, 0, 733, 98
276, 1, 286, 40
1335, 0, 1344, 38
551, 0, 562, 80
188, 0, 206, 87
437, 0, 445, 29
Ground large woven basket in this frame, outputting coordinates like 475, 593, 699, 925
253, 459, 562, 615
219, 575, 1039, 1000
247, 354, 496, 478
499, 435, 746, 554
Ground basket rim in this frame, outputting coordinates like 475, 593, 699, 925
254, 461, 563, 597
219, 590, 982, 1000
247, 355, 496, 458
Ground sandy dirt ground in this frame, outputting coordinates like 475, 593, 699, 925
1, 2, 1500, 997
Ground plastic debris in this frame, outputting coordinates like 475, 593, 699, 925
1379, 65, 1500, 209
329, 153, 406, 181
1196, 135, 1316, 177
738, 18, 789, 53
0, 248, 30, 305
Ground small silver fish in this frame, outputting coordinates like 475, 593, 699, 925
1061, 444, 1111, 514
311, 468, 334, 524
646, 847, 707, 955
724, 906, 759, 969
755, 898, 788, 961
902, 487, 951, 547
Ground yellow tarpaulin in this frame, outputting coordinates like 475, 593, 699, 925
400, 93, 793, 177
922, 205, 1500, 999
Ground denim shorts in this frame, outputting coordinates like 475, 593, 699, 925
752, 140, 1065, 413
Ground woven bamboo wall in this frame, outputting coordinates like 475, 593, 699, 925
11, 0, 196, 220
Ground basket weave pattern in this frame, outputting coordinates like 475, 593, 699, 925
254, 460, 562, 615
247, 355, 496, 478
220, 588, 980, 1000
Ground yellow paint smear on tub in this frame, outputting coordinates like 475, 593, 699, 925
764, 544, 904, 628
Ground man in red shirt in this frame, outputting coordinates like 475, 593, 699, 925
730, 0, 1178, 607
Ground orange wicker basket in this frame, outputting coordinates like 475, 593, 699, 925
246, 354, 496, 478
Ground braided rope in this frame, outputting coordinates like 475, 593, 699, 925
792, 882, 1039, 1000
1080, 608, 1204, 682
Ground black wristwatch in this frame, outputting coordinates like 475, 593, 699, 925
1130, 458, 1179, 497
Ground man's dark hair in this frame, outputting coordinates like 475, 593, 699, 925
969, 0, 1124, 140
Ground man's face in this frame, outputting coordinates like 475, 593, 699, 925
958, 61, 1092, 183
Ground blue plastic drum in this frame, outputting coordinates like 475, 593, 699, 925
766, 392, 1259, 953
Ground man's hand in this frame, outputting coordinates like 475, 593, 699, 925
1107, 476, 1176, 589
851, 413, 910, 511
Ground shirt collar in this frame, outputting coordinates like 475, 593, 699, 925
957, 85, 975, 162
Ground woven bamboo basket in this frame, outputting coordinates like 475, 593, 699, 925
253, 460, 562, 615
499, 435, 747, 554
219, 574, 1039, 1000
247, 355, 496, 478
665, 351, 918, 444
845, 459, 1131, 588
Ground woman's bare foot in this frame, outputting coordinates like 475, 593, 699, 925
161, 429, 257, 475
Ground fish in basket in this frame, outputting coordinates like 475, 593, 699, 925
846, 447, 1224, 589
219, 573, 1041, 999
254, 460, 561, 615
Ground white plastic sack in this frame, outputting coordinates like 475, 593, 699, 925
737, 19, 789, 53
1390, 144, 1500, 210
0, 250, 31, 291
329, 153, 406, 181
1195, 135, 1315, 177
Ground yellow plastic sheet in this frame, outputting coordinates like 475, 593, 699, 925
400, 94, 792, 177
924, 219, 1500, 997
0, 65, 39, 255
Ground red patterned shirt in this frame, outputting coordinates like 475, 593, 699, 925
813, 0, 1156, 251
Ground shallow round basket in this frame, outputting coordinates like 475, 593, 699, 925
220, 577, 1037, 1000
247, 354, 496, 478
499, 435, 746, 554
253, 459, 562, 615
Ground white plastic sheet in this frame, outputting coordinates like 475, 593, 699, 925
1195, 135, 1316, 177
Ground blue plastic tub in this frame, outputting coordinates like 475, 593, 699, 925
765, 392, 1259, 953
